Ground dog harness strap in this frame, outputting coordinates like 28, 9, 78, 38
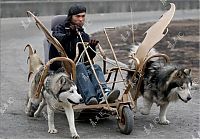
44, 76, 62, 102
56, 85, 68, 102
56, 91, 63, 102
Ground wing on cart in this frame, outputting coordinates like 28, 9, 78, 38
135, 3, 175, 67
26, 11, 76, 98
26, 11, 75, 78
127, 3, 175, 104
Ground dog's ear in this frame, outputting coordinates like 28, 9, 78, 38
174, 70, 182, 78
57, 75, 66, 85
184, 68, 191, 76
174, 69, 191, 79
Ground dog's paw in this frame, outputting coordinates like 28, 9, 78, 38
25, 107, 29, 114
72, 134, 80, 139
159, 119, 170, 125
48, 128, 58, 134
140, 108, 150, 115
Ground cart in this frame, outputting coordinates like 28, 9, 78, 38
26, 3, 175, 135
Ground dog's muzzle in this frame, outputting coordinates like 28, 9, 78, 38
67, 98, 81, 105
178, 94, 192, 103
28, 103, 39, 117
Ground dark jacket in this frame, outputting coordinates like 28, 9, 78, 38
49, 19, 96, 71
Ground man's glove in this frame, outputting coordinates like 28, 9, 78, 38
89, 39, 99, 48
69, 24, 83, 35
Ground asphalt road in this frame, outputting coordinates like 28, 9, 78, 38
0, 10, 199, 139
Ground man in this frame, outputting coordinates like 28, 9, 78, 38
49, 4, 120, 105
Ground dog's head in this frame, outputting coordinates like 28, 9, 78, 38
46, 73, 82, 105
26, 94, 42, 117
166, 68, 192, 103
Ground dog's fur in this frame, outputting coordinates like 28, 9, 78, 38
24, 44, 82, 138
127, 45, 192, 124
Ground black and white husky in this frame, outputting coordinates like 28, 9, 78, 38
127, 45, 192, 125
24, 44, 82, 138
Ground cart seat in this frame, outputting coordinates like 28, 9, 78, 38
44, 15, 67, 63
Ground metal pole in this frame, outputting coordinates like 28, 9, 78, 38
77, 31, 110, 108
103, 28, 135, 105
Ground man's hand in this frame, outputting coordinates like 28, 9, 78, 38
89, 39, 99, 47
69, 24, 78, 34
69, 24, 83, 35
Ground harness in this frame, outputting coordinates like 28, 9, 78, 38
34, 66, 45, 85
43, 71, 68, 103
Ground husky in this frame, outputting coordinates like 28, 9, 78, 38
127, 45, 192, 125
24, 44, 82, 138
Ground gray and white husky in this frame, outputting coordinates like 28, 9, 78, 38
24, 44, 82, 138
127, 45, 192, 125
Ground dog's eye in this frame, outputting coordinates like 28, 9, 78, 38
69, 90, 74, 93
180, 86, 185, 90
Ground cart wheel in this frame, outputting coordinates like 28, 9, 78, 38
117, 106, 134, 135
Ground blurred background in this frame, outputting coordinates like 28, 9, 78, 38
1, 0, 199, 18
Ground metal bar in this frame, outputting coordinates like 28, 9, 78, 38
104, 28, 134, 106
111, 69, 118, 90
97, 43, 107, 74
103, 28, 126, 85
77, 31, 111, 109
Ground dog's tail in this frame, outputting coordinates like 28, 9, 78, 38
24, 44, 44, 82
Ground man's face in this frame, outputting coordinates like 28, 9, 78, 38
71, 12, 86, 27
